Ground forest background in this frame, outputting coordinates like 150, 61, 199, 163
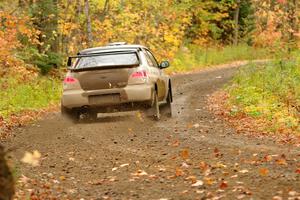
0, 0, 299, 135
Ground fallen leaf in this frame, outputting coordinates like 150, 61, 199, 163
199, 161, 209, 172
132, 170, 148, 176
18, 175, 30, 184
263, 155, 273, 162
214, 147, 221, 157
185, 176, 197, 183
276, 158, 287, 166
180, 149, 189, 160
175, 167, 184, 177
288, 191, 298, 196
180, 190, 189, 194
21, 150, 41, 167
193, 123, 200, 128
220, 181, 228, 189
136, 112, 144, 122
214, 147, 220, 154
196, 190, 205, 194
53, 179, 60, 184
181, 162, 189, 168
112, 167, 118, 171
204, 177, 215, 185
259, 168, 269, 176
191, 180, 204, 187
148, 174, 157, 179
120, 163, 129, 168
216, 162, 227, 168
237, 194, 246, 199
108, 176, 117, 182
172, 140, 180, 147
159, 167, 166, 172
295, 169, 300, 174
239, 169, 249, 174
88, 179, 104, 185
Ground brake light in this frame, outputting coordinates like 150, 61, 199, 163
131, 70, 148, 78
63, 76, 77, 84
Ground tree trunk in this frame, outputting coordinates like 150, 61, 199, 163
103, 0, 110, 14
60, 0, 72, 54
84, 0, 93, 47
291, 0, 299, 37
31, 0, 59, 54
76, 0, 83, 50
120, 0, 125, 10
51, 0, 59, 52
18, 0, 25, 7
234, 0, 241, 46
0, 145, 14, 200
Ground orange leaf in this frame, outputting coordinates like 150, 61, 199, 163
219, 181, 228, 189
295, 169, 300, 174
172, 140, 180, 147
180, 149, 189, 160
199, 161, 209, 172
175, 167, 184, 177
214, 148, 219, 154
214, 147, 221, 157
259, 168, 269, 176
204, 177, 215, 185
263, 155, 273, 162
276, 159, 287, 166
185, 176, 197, 183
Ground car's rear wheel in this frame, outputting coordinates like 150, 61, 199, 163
143, 90, 160, 121
61, 104, 79, 123
83, 110, 98, 121
161, 89, 172, 117
152, 90, 160, 121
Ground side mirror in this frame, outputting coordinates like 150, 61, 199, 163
160, 61, 170, 69
67, 57, 72, 67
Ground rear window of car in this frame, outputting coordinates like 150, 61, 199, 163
75, 52, 139, 69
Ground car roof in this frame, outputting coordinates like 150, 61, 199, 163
79, 44, 148, 55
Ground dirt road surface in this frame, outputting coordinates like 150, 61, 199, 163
4, 66, 300, 200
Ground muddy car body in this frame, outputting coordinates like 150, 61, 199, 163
61, 43, 172, 121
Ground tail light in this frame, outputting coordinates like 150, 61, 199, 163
131, 70, 148, 78
63, 76, 77, 84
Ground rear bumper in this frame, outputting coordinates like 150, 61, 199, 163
62, 84, 153, 109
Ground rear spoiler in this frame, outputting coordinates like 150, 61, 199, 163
67, 50, 139, 68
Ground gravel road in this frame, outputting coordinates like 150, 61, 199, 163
4, 66, 300, 200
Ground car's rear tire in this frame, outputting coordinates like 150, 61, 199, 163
161, 89, 172, 118
153, 90, 160, 121
61, 104, 79, 123
84, 110, 98, 121
143, 90, 161, 121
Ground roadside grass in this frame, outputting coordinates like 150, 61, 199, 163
0, 75, 62, 121
226, 58, 300, 134
170, 44, 271, 72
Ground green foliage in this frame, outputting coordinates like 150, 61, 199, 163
227, 59, 300, 133
29, 0, 59, 53
0, 76, 62, 120
32, 52, 63, 75
170, 44, 271, 72
17, 48, 63, 75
